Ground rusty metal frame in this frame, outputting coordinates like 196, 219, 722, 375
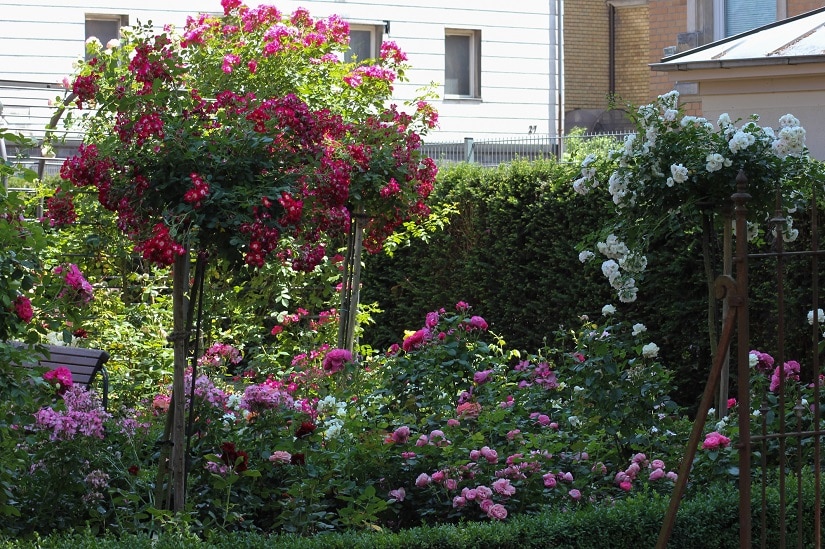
656, 171, 824, 548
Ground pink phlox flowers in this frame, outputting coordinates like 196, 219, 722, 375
33, 385, 110, 440
239, 382, 292, 413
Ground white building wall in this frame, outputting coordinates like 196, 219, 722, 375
0, 0, 553, 143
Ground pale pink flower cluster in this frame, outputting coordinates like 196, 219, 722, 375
769, 360, 801, 393
452, 484, 508, 520
198, 342, 242, 367
268, 450, 292, 465
183, 371, 229, 409
240, 381, 294, 413
614, 453, 678, 491
33, 385, 110, 440
415, 429, 451, 447
513, 359, 559, 390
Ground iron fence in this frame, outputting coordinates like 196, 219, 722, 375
422, 131, 629, 166
656, 172, 824, 548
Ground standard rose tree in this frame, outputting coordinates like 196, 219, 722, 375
58, 0, 438, 511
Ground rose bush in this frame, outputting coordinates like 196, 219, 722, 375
58, 0, 438, 270
574, 90, 815, 303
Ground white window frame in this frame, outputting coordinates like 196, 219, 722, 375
444, 28, 481, 99
344, 23, 384, 64
712, 0, 783, 40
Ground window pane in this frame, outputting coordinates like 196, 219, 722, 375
85, 19, 120, 46
445, 34, 470, 96
346, 29, 373, 62
725, 0, 775, 37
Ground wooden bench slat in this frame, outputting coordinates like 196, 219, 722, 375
10, 342, 111, 410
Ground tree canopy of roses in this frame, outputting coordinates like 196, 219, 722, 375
58, 0, 438, 270
573, 90, 816, 303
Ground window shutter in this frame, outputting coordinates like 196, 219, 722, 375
725, 0, 776, 37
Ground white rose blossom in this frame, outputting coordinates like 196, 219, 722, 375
642, 342, 660, 358
601, 304, 616, 316
578, 250, 595, 263
808, 309, 825, 326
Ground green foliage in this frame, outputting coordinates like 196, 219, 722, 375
2, 475, 822, 548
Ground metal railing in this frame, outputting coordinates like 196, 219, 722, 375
422, 131, 629, 166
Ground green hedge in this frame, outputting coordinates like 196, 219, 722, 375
362, 158, 823, 410
5, 477, 820, 548
361, 160, 711, 409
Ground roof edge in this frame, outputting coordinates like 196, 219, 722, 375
651, 54, 825, 72
658, 5, 825, 64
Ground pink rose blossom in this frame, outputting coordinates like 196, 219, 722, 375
492, 478, 516, 496
269, 451, 292, 464
415, 473, 431, 487
473, 369, 493, 384
649, 468, 665, 481
569, 489, 582, 501
389, 488, 406, 501
702, 431, 731, 450
543, 473, 557, 488
391, 425, 410, 444
487, 503, 508, 520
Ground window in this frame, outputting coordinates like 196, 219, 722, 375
714, 0, 776, 39
85, 14, 128, 56
445, 29, 481, 98
344, 25, 383, 63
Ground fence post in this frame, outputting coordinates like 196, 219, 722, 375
464, 137, 475, 163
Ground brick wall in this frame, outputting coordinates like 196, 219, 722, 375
648, 0, 686, 101
614, 5, 650, 107
564, 0, 611, 110
788, 0, 825, 15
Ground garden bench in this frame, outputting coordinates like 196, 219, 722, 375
11, 343, 110, 410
